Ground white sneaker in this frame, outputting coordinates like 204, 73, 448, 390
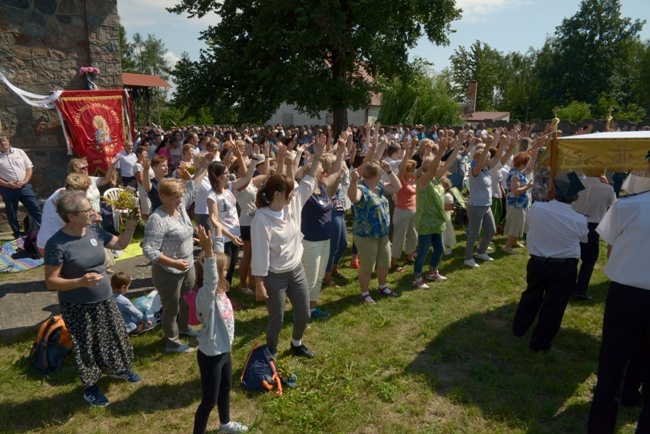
412, 277, 430, 289
475, 253, 494, 262
444, 248, 452, 255
219, 421, 249, 433
166, 344, 195, 354
464, 259, 480, 268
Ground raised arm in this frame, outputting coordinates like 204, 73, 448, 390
487, 134, 507, 170
348, 168, 362, 204
381, 160, 402, 195
323, 137, 348, 197
436, 141, 461, 178
232, 143, 260, 191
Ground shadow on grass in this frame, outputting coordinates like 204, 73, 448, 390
405, 302, 601, 433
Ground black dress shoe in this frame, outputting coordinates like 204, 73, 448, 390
572, 293, 593, 301
290, 343, 314, 358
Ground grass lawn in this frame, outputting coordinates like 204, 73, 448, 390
0, 230, 642, 433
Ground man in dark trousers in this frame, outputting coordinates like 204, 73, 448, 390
587, 151, 650, 434
512, 172, 588, 351
0, 135, 42, 238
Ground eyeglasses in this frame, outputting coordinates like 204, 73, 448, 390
74, 207, 93, 215
76, 166, 89, 171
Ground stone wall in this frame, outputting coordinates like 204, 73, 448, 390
0, 0, 122, 199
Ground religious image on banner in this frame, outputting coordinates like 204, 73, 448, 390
55, 90, 132, 175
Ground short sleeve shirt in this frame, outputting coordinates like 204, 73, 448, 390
44, 226, 114, 304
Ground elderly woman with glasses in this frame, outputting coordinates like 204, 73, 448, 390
44, 190, 140, 408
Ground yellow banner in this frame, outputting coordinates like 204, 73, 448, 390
540, 135, 649, 172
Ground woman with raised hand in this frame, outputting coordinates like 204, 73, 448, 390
301, 134, 347, 319
348, 132, 402, 304
411, 138, 460, 289
206, 142, 259, 298
233, 141, 270, 297
463, 131, 507, 269
143, 163, 208, 354
251, 139, 324, 358
44, 190, 140, 407
390, 140, 418, 272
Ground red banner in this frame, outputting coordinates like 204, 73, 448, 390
55, 90, 134, 175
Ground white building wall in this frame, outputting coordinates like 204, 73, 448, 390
266, 103, 370, 126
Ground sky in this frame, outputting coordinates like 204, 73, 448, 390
117, 0, 650, 91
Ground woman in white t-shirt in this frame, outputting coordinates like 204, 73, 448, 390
133, 147, 155, 219
233, 152, 270, 295
206, 144, 259, 294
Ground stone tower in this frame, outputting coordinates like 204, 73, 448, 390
0, 0, 122, 197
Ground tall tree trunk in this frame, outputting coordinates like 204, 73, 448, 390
332, 105, 348, 138
331, 54, 348, 137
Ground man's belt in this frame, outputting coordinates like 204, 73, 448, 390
529, 255, 578, 264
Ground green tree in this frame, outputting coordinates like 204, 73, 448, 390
632, 40, 650, 113
495, 49, 540, 121
449, 40, 503, 111
168, 0, 461, 133
378, 61, 462, 126
535, 0, 645, 116
119, 22, 136, 72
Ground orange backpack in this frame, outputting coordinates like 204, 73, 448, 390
29, 315, 73, 373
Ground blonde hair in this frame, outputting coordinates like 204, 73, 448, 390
158, 178, 185, 197
65, 173, 92, 191
319, 153, 337, 174
362, 161, 381, 180
194, 252, 230, 294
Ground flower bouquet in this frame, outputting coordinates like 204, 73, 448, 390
103, 186, 140, 218
79, 66, 100, 90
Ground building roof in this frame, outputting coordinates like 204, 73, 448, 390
122, 73, 171, 88
465, 111, 510, 121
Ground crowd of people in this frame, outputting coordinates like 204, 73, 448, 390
1, 118, 648, 433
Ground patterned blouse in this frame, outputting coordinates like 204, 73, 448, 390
352, 181, 390, 239
143, 180, 198, 274
506, 169, 531, 209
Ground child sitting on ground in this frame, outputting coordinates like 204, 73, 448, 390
193, 224, 248, 434
441, 177, 457, 255
111, 272, 153, 335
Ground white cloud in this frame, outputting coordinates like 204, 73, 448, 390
164, 50, 181, 69
117, 0, 221, 30
456, 0, 531, 22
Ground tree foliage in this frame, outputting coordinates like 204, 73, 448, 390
168, 0, 461, 132
449, 40, 502, 111
534, 0, 645, 117
378, 60, 461, 126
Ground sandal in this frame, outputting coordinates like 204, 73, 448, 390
331, 270, 345, 279
392, 264, 405, 272
377, 287, 399, 298
404, 257, 415, 264
322, 279, 340, 289
360, 293, 376, 304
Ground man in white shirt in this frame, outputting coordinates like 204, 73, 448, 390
587, 152, 650, 434
571, 169, 616, 301
0, 136, 42, 238
512, 172, 588, 352
114, 140, 138, 189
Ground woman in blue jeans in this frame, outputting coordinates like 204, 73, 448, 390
412, 139, 459, 289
